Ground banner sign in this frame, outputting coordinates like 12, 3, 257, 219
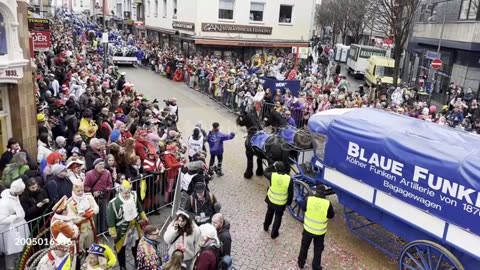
258, 76, 300, 96
31, 31, 51, 51
201, 23, 272, 35
28, 18, 50, 31
172, 21, 195, 31
317, 109, 480, 236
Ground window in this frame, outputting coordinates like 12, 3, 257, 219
163, 0, 167, 17
250, 2, 264, 22
173, 0, 177, 18
0, 13, 6, 55
219, 0, 234, 20
154, 0, 158, 17
279, 5, 293, 23
459, 0, 479, 20
147, 0, 150, 17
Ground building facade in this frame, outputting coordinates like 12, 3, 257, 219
0, 0, 37, 154
408, 0, 480, 101
142, 0, 316, 59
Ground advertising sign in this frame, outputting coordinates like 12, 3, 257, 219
28, 18, 50, 31
201, 23, 272, 35
258, 76, 300, 96
172, 21, 195, 31
318, 109, 480, 236
31, 31, 51, 51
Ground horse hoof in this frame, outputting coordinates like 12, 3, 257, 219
256, 170, 264, 176
244, 172, 253, 179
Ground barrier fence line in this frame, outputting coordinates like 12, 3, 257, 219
0, 169, 184, 269
141, 64, 308, 128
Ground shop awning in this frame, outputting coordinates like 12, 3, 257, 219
145, 25, 176, 34
194, 38, 308, 48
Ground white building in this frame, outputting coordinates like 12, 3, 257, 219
141, 0, 316, 58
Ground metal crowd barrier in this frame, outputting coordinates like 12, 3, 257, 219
0, 169, 184, 269
191, 77, 308, 128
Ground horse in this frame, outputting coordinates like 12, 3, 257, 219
236, 112, 292, 179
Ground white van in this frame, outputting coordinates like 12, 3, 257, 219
346, 44, 387, 77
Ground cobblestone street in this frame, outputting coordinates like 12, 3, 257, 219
121, 66, 396, 270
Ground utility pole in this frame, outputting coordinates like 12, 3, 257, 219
102, 0, 108, 74
429, 0, 449, 104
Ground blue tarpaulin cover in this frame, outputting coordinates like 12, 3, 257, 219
308, 108, 480, 236
251, 132, 272, 151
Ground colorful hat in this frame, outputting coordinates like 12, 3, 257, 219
88, 243, 106, 257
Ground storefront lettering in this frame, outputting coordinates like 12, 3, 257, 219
172, 21, 195, 31
201, 23, 272, 35
359, 50, 386, 58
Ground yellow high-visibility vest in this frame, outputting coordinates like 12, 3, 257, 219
267, 172, 290, 206
303, 196, 330, 235
93, 40, 98, 48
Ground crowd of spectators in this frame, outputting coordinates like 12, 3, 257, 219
132, 39, 480, 133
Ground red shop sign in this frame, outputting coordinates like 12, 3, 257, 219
31, 31, 51, 51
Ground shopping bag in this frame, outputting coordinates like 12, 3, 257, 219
4, 227, 24, 255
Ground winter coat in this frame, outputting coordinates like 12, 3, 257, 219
0, 189, 30, 255
45, 176, 73, 203
163, 221, 201, 261
84, 169, 113, 194
37, 140, 53, 163
20, 189, 49, 221
217, 221, 232, 256
193, 241, 221, 270
207, 131, 235, 156
163, 152, 181, 180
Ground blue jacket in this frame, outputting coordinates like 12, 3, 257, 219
287, 117, 296, 127
207, 130, 235, 155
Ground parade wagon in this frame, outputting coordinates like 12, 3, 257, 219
288, 108, 480, 270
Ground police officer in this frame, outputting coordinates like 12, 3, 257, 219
297, 185, 334, 270
263, 161, 293, 239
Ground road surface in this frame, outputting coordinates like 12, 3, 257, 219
120, 66, 396, 270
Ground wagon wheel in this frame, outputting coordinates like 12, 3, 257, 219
399, 240, 464, 270
288, 179, 313, 222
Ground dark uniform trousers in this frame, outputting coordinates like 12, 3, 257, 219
298, 229, 325, 270
263, 204, 285, 237
118, 239, 140, 269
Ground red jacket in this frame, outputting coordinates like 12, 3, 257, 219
194, 248, 218, 270
163, 152, 180, 179
134, 139, 153, 162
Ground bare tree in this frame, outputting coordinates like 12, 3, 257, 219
371, 0, 422, 87
315, 0, 371, 44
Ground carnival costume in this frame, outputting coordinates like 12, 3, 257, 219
107, 180, 148, 269
66, 177, 99, 252
85, 243, 117, 270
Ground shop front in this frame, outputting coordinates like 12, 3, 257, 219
172, 21, 195, 55
0, 0, 37, 154
196, 22, 307, 60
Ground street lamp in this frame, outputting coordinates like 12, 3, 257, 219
429, 0, 451, 104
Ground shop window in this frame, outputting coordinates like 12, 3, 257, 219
173, 0, 177, 18
279, 5, 293, 23
154, 0, 158, 17
0, 13, 6, 55
163, 0, 167, 17
250, 2, 264, 22
219, 0, 234, 20
459, 0, 479, 20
